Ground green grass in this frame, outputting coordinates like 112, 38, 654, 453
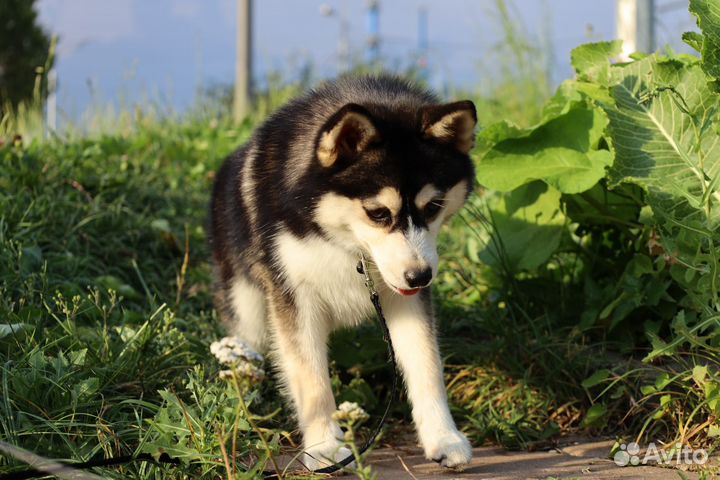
0, 116, 288, 478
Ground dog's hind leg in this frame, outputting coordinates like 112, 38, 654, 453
216, 274, 268, 354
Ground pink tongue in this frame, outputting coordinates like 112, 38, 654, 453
398, 288, 421, 296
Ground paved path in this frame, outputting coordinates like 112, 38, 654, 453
366, 440, 702, 479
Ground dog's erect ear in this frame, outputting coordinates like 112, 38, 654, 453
316, 103, 380, 167
419, 100, 477, 154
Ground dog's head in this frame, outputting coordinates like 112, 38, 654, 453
312, 100, 476, 296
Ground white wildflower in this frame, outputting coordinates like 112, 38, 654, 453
210, 336, 264, 365
332, 401, 369, 424
211, 336, 265, 384
219, 363, 266, 382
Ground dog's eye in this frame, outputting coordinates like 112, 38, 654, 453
423, 199, 444, 219
364, 207, 392, 224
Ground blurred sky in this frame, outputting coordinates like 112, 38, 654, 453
36, 0, 696, 121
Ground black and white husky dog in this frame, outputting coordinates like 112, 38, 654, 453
209, 76, 476, 469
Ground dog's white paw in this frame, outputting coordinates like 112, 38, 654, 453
303, 443, 355, 471
423, 429, 472, 468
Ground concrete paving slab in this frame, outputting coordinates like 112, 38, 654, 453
366, 440, 702, 480
271, 438, 714, 478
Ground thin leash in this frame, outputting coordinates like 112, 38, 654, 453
0, 453, 180, 480
310, 253, 399, 475
0, 255, 400, 479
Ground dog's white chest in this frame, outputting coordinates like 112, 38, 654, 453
274, 231, 375, 328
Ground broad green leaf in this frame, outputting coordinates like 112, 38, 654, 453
692, 364, 708, 385
69, 348, 88, 366
689, 0, 720, 84
477, 105, 612, 193
563, 182, 642, 227
652, 408, 667, 419
682, 31, 704, 53
610, 385, 627, 399
599, 293, 627, 320
581, 403, 608, 428
480, 182, 565, 271
475, 120, 526, 158
582, 369, 611, 389
20, 245, 43, 275
466, 235, 481, 263
336, 377, 378, 411
94, 275, 142, 300
0, 323, 31, 339
72, 377, 99, 401
641, 385, 657, 395
540, 80, 615, 120
150, 218, 172, 233
604, 57, 720, 226
539, 81, 586, 120
706, 382, 720, 412
571, 40, 623, 85
644, 331, 675, 362
655, 372, 672, 390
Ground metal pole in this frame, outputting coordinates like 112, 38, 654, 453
45, 68, 57, 135
234, 0, 252, 122
418, 7, 429, 82
616, 0, 654, 61
320, 4, 350, 73
339, 17, 350, 72
539, 0, 554, 89
367, 0, 380, 64
636, 0, 655, 53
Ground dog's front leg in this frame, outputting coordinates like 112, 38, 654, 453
383, 292, 472, 467
267, 288, 350, 470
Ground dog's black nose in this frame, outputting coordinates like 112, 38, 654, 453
404, 267, 432, 288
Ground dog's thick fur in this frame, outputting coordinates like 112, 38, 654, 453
209, 76, 476, 469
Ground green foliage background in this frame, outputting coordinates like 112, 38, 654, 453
468, 0, 720, 448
